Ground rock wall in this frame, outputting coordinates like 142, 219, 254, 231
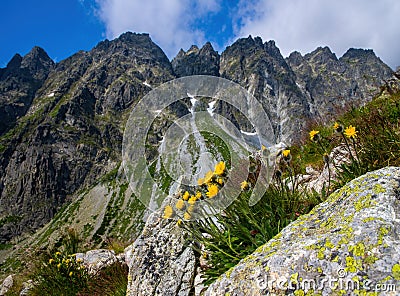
205, 167, 400, 295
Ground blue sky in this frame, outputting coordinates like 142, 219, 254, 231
1, 0, 399, 69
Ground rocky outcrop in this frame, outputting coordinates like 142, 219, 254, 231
126, 212, 197, 296
76, 249, 124, 274
206, 166, 400, 295
0, 274, 13, 295
0, 47, 54, 135
172, 42, 220, 77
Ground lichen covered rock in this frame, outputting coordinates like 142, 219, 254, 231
0, 274, 13, 296
126, 212, 196, 296
206, 167, 400, 295
75, 249, 121, 274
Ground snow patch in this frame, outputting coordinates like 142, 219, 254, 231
207, 100, 216, 116
187, 92, 198, 114
240, 130, 257, 136
143, 81, 152, 88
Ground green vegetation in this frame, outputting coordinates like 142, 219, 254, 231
80, 262, 129, 296
296, 87, 400, 188
178, 86, 400, 285
0, 215, 23, 227
11, 228, 129, 296
180, 154, 323, 285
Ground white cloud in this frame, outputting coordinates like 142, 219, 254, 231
95, 0, 221, 58
235, 0, 400, 69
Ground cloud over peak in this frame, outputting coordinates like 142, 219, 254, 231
235, 0, 400, 68
94, 0, 400, 68
95, 0, 220, 58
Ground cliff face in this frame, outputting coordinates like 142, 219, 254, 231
0, 47, 54, 136
287, 46, 393, 121
0, 33, 174, 242
171, 42, 220, 77
0, 33, 393, 243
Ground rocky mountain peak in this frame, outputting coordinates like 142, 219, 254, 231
0, 47, 54, 136
201, 41, 214, 52
187, 45, 199, 53
171, 42, 220, 77
92, 32, 171, 68
223, 35, 263, 55
5, 54, 23, 71
287, 51, 304, 67
304, 46, 338, 64
342, 48, 376, 60
21, 46, 54, 80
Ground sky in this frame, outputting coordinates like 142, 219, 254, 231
1, 0, 399, 69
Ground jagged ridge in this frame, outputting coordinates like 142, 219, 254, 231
0, 32, 393, 247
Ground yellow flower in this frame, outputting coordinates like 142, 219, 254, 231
76, 258, 83, 263
197, 178, 205, 185
204, 171, 214, 183
69, 271, 73, 277
206, 184, 219, 198
333, 122, 344, 133
261, 144, 266, 151
176, 219, 183, 227
214, 161, 226, 176
162, 205, 174, 219
188, 196, 197, 205
309, 130, 320, 141
49, 258, 54, 264
182, 191, 190, 201
344, 125, 357, 138
55, 251, 61, 256
282, 150, 290, 157
333, 122, 340, 130
217, 178, 224, 185
241, 180, 249, 190
175, 199, 186, 210
184, 212, 191, 220
195, 191, 202, 199
57, 263, 61, 269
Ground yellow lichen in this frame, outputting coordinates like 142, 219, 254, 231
290, 272, 299, 284
349, 242, 365, 257
317, 247, 326, 260
293, 289, 305, 296
392, 263, 400, 280
325, 239, 335, 249
345, 256, 362, 273
373, 183, 386, 194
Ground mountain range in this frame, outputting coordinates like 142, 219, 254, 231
0, 32, 394, 248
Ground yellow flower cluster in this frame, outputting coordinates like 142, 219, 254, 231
162, 161, 228, 221
309, 123, 358, 141
47, 251, 86, 279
